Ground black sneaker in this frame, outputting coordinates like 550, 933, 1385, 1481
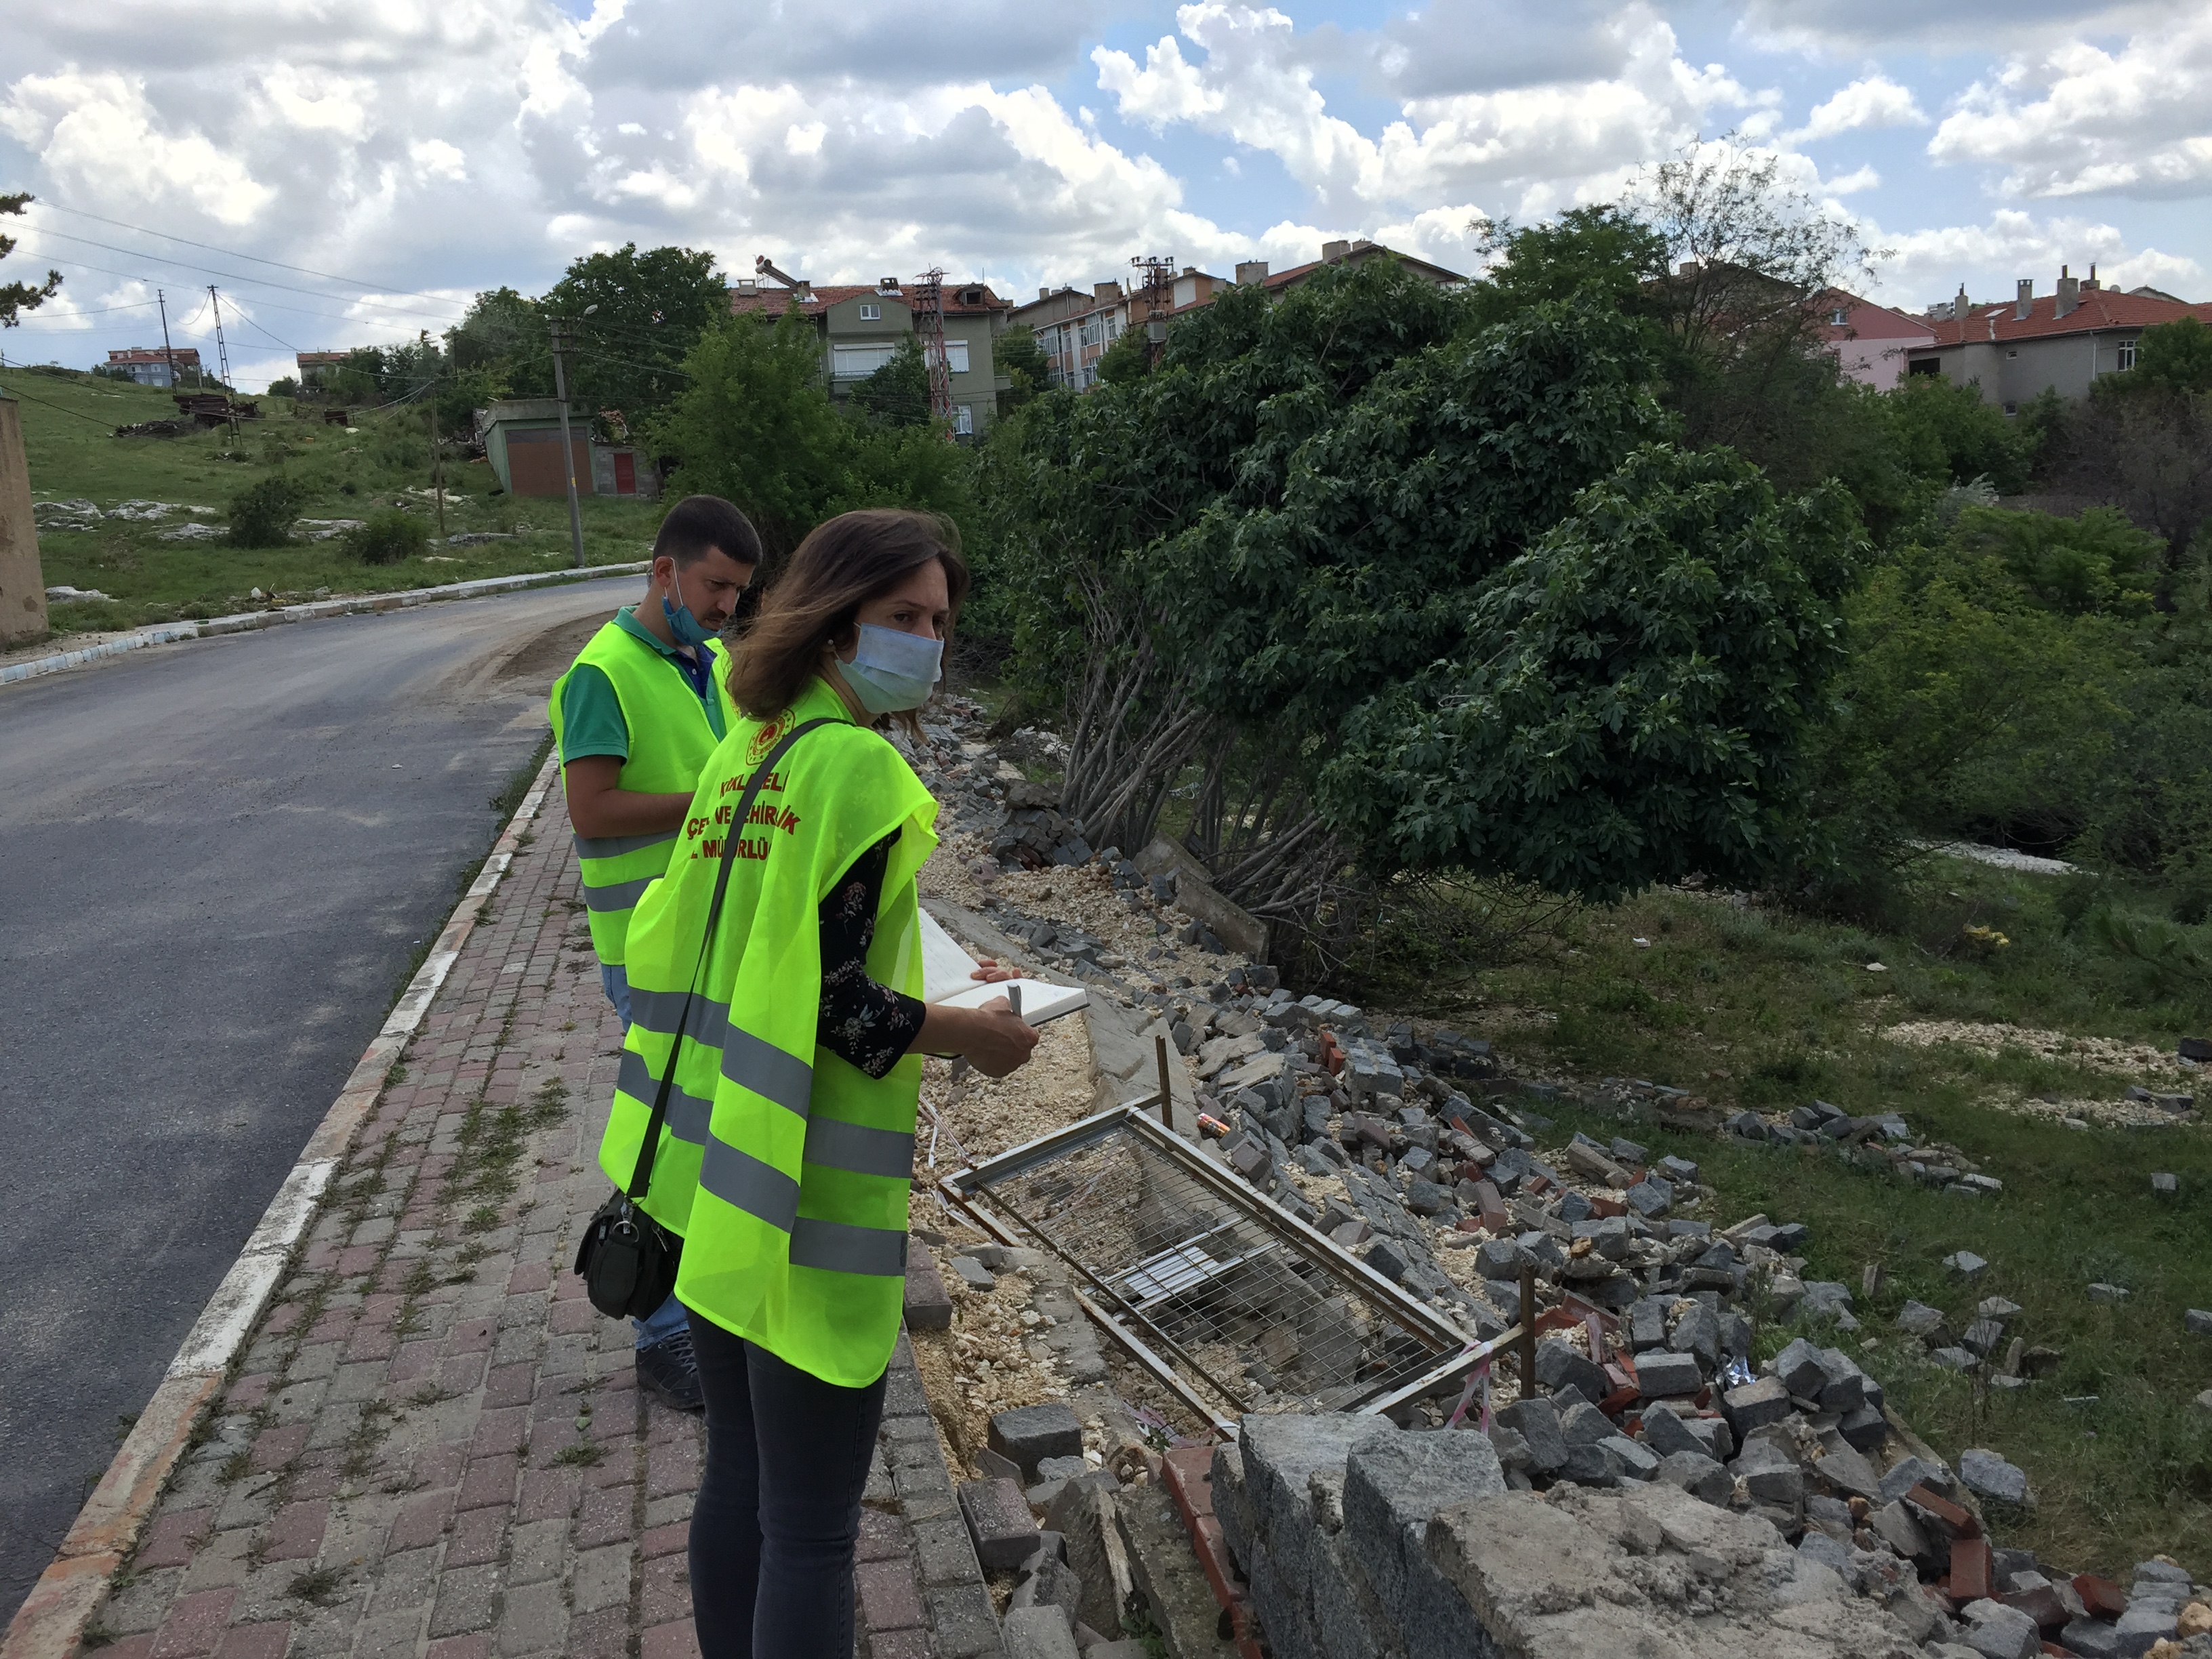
636, 1328, 704, 1414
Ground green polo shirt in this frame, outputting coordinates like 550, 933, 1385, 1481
556, 606, 728, 763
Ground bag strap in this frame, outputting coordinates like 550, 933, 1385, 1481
626, 716, 838, 1201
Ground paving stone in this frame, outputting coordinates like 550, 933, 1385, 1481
1000, 1605, 1081, 1659
1652, 1450, 1732, 1504
1721, 1376, 1793, 1435
958, 1477, 1040, 1573
988, 1401, 1084, 1479
1958, 1448, 2032, 1507
1633, 1350, 1703, 1399
1494, 1397, 1566, 1473
1534, 1338, 1610, 1408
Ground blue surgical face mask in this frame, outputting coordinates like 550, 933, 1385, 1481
840, 622, 943, 714
662, 594, 716, 650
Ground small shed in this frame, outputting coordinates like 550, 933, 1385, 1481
480, 401, 588, 497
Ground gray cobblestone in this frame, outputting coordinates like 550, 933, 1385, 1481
497, 1578, 570, 1656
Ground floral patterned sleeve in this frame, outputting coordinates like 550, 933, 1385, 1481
817, 830, 928, 1079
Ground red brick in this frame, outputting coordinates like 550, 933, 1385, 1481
444, 1507, 506, 1568
426, 1638, 491, 1659
508, 1261, 553, 1294
226, 1375, 276, 1412
863, 1634, 929, 1659
344, 1324, 397, 1361
285, 1456, 344, 1502
575, 1482, 638, 1548
134, 1509, 214, 1570
388, 1342, 441, 1384
413, 1443, 468, 1489
445, 1318, 497, 1354
482, 1365, 535, 1410
1948, 1537, 1992, 1601
387, 1488, 457, 1553
94, 1639, 156, 1659
2075, 1575, 2128, 1618
248, 1425, 308, 1476
1906, 1484, 1979, 1538
262, 1304, 304, 1338
640, 1621, 701, 1659
439, 1353, 489, 1395
150, 1589, 238, 1658
856, 1509, 907, 1563
640, 1551, 691, 1627
213, 1624, 292, 1659
855, 1561, 924, 1633
455, 1455, 520, 1512
550, 1300, 598, 1336
470, 1407, 528, 1458
261, 1502, 329, 1563
642, 1521, 690, 1560
335, 1246, 380, 1275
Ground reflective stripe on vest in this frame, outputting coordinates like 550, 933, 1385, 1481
546, 619, 734, 968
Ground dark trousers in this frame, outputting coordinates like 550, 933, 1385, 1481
686, 1308, 889, 1659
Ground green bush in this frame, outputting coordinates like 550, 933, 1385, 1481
227, 474, 304, 547
344, 509, 429, 565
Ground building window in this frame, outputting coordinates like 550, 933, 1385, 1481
939, 338, 971, 374
2005, 348, 2018, 359
858, 303, 881, 321
2117, 340, 2138, 370
2003, 402, 2018, 417
953, 404, 974, 436
1079, 315, 1103, 349
1829, 308, 1848, 325
831, 342, 901, 378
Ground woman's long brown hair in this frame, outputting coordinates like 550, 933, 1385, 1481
726, 508, 970, 725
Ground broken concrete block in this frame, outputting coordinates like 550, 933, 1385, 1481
1667, 1302, 1720, 1370
1343, 1429, 1504, 1634
949, 1254, 997, 1292
2087, 1281, 2129, 1304
1423, 1480, 1912, 1656
1730, 1439, 1803, 1508
1944, 1250, 1989, 1279
1534, 1338, 1610, 1408
1008, 1549, 1086, 1632
1629, 1298, 1668, 1352
1597, 1436, 1659, 1482
1959, 1597, 2042, 1659
903, 1245, 955, 1332
1633, 1350, 1703, 1399
960, 1477, 1041, 1573
1494, 1397, 1567, 1475
1958, 1448, 2033, 1507
2189, 1309, 2212, 1336
1896, 1300, 1948, 1339
1557, 1401, 1614, 1446
1774, 1336, 1827, 1399
1000, 1605, 1081, 1659
1653, 1449, 1732, 1504
1720, 1375, 1793, 1435
1868, 1498, 1929, 1560
990, 1401, 1085, 1480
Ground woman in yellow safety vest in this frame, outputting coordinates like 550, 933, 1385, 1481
664, 509, 1038, 1659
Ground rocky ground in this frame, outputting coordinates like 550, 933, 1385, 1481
893, 695, 2212, 1659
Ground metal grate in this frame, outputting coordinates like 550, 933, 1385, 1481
947, 1107, 1473, 1422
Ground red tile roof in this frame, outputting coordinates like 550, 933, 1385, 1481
729, 283, 1009, 319
106, 347, 201, 364
1927, 289, 2212, 346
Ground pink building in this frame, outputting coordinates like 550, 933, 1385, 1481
1814, 289, 1935, 390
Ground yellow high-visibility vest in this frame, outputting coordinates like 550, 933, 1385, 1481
600, 676, 939, 1387
547, 614, 737, 968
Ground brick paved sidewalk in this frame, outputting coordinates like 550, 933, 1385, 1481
73, 789, 997, 1659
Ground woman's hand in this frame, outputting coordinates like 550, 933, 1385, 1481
968, 958, 1019, 985
916, 998, 1039, 1077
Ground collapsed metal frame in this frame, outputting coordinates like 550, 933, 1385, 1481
941, 1105, 1530, 1436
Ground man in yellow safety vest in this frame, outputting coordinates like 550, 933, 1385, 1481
547, 493, 759, 1410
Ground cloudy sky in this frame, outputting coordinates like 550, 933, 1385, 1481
2, 0, 2206, 390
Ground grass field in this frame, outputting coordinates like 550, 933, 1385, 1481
1357, 856, 2211, 1575
6, 367, 665, 636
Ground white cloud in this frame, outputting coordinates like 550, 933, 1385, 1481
1094, 2, 1757, 220
1824, 163, 1882, 194
1929, 13, 2212, 199
1864, 207, 2204, 306
1, 70, 276, 226
1787, 75, 1925, 144
1738, 0, 2156, 54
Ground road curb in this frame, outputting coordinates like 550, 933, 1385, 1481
0, 562, 649, 689
0, 750, 565, 1659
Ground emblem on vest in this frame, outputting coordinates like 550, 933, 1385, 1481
746, 711, 793, 767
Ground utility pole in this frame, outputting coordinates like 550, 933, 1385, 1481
421, 331, 446, 542
548, 317, 586, 570
157, 289, 179, 391
207, 285, 239, 445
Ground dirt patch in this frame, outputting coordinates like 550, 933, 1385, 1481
495, 609, 617, 684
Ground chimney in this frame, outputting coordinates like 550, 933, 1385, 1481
2015, 278, 2033, 321
1954, 285, 1971, 325
1093, 281, 1120, 304
1322, 239, 1351, 264
1679, 260, 1702, 279
2055, 264, 2079, 319
1235, 260, 1269, 285
2086, 262, 2100, 291
1039, 287, 1051, 301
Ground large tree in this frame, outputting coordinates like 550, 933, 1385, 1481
540, 244, 729, 423
1, 192, 62, 327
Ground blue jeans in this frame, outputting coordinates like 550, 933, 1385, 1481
604, 962, 685, 1351
687, 1311, 888, 1659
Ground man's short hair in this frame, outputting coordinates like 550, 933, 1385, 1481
654, 495, 762, 571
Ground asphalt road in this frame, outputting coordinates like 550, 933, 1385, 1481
0, 578, 635, 1618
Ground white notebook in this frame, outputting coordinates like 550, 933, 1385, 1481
920, 909, 1088, 1027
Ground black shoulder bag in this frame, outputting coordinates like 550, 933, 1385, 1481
573, 718, 835, 1320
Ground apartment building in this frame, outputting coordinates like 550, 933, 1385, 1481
726, 274, 1011, 438
102, 347, 202, 388
1906, 266, 2212, 411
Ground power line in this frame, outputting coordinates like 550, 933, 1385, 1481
0, 377, 130, 428
7, 249, 446, 337
2, 298, 164, 327
39, 202, 475, 310
18, 229, 468, 324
